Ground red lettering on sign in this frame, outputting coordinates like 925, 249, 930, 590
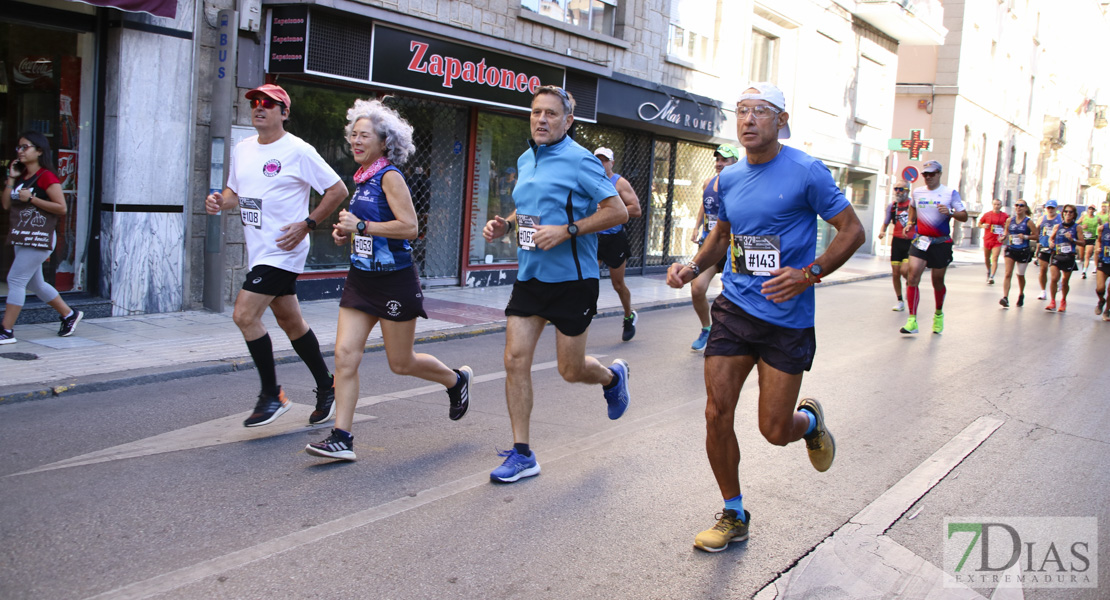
528, 76, 541, 93
515, 72, 528, 92
462, 61, 477, 82
443, 57, 462, 88
407, 41, 429, 73
475, 59, 487, 84
428, 54, 444, 77
485, 66, 500, 87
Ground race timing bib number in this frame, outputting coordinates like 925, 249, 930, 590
239, 197, 262, 229
1058, 244, 1073, 254
517, 214, 539, 251
1009, 234, 1024, 246
913, 236, 931, 251
730, 234, 781, 276
991, 225, 1004, 235
353, 234, 374, 258
705, 216, 718, 232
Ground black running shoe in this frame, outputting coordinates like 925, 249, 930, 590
243, 387, 290, 427
621, 310, 638, 342
58, 310, 84, 337
448, 366, 472, 421
309, 376, 336, 425
0, 328, 15, 345
1017, 294, 1025, 307
1000, 297, 1009, 308
305, 429, 355, 460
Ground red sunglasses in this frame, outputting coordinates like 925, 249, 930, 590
250, 97, 285, 110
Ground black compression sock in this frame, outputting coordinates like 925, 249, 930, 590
246, 334, 279, 396
291, 329, 332, 389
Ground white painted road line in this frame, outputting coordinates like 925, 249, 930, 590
84, 400, 693, 600
755, 416, 1005, 600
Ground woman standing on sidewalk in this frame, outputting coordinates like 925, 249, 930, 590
1, 131, 82, 344
306, 99, 472, 461
998, 200, 1037, 308
1045, 204, 1083, 312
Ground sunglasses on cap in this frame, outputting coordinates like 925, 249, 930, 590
249, 97, 285, 110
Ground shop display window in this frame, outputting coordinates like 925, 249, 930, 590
468, 111, 530, 265
0, 23, 94, 298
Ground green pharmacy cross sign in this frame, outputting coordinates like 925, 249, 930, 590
888, 129, 933, 161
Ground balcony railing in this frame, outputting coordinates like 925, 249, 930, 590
854, 0, 948, 46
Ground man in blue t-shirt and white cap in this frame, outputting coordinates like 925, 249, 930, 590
667, 82, 865, 552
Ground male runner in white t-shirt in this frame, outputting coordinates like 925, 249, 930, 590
205, 84, 348, 428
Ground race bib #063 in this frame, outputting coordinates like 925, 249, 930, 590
239, 197, 262, 229
517, 214, 539, 251
730, 234, 781, 277
353, 234, 374, 258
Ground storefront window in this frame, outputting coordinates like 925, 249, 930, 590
468, 111, 530, 265
0, 23, 95, 298
647, 139, 715, 266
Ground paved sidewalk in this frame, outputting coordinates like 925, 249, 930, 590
0, 253, 930, 403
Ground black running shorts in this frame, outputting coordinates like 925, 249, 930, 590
505, 277, 598, 337
1098, 261, 1110, 276
908, 240, 953, 269
890, 237, 911, 264
242, 265, 298, 297
1037, 248, 1053, 263
597, 229, 631, 269
704, 295, 816, 374
340, 265, 428, 321
1005, 247, 1033, 263
1050, 253, 1078, 272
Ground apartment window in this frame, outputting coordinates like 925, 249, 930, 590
522, 0, 617, 36
668, 0, 715, 65
855, 54, 886, 124
810, 32, 842, 115
750, 29, 778, 83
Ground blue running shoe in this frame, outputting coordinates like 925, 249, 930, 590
691, 328, 710, 352
603, 359, 631, 420
490, 448, 540, 483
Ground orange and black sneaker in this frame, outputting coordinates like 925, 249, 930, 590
694, 509, 750, 552
309, 376, 335, 425
244, 387, 290, 427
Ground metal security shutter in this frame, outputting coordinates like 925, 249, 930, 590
565, 71, 598, 122
307, 11, 371, 81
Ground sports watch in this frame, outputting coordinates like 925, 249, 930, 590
304, 217, 317, 230
804, 263, 823, 284
567, 223, 579, 237
356, 220, 367, 234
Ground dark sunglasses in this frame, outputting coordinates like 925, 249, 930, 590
1014, 203, 1027, 208
922, 171, 939, 177
893, 188, 908, 192
250, 97, 285, 110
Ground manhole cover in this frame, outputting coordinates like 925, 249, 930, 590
0, 352, 39, 361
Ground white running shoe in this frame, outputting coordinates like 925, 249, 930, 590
892, 300, 905, 312
1037, 290, 1047, 300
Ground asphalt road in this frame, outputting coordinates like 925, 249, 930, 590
1, 266, 1107, 599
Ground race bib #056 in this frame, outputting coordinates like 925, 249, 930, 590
517, 214, 539, 251
730, 234, 781, 277
353, 234, 374, 258
239, 197, 262, 229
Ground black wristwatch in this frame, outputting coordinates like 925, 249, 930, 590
567, 223, 579, 237
356, 220, 366, 234
304, 217, 317, 230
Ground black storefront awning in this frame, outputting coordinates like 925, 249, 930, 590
66, 0, 177, 19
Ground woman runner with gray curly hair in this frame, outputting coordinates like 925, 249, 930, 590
306, 98, 472, 461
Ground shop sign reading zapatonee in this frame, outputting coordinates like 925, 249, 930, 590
371, 25, 564, 111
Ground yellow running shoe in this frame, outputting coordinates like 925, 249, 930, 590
694, 509, 750, 552
932, 311, 944, 334
799, 398, 835, 472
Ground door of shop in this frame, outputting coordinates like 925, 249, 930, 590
646, 138, 716, 270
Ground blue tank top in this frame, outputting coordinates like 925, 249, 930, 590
347, 165, 413, 272
1053, 222, 1079, 256
1101, 223, 1110, 264
598, 173, 624, 235
1039, 214, 1061, 247
699, 174, 722, 243
1007, 216, 1031, 249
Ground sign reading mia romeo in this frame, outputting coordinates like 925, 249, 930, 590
370, 25, 564, 111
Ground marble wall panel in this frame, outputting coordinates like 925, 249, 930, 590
106, 212, 186, 315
